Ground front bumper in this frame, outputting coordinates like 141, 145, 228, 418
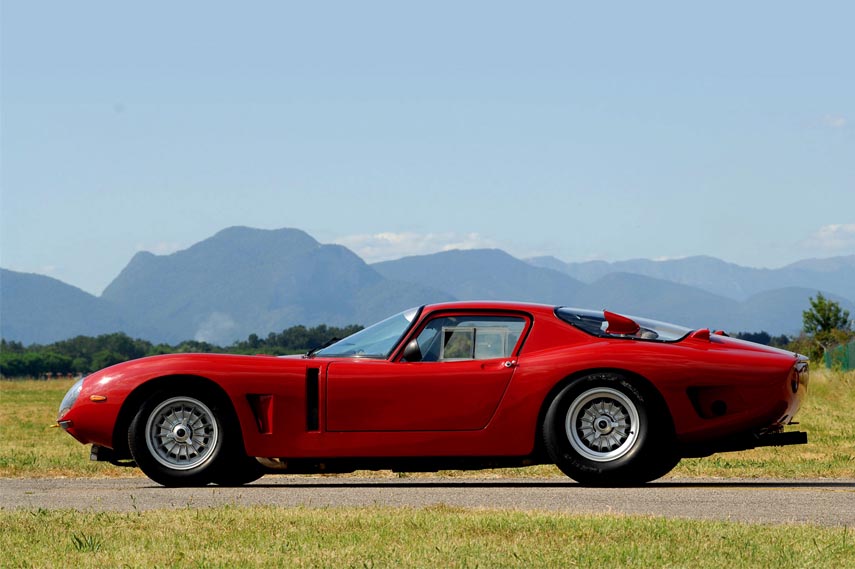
89, 445, 136, 467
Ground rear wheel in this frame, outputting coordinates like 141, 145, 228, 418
129, 390, 241, 486
543, 373, 676, 486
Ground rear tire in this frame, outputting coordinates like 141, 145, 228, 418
543, 373, 676, 486
128, 389, 239, 487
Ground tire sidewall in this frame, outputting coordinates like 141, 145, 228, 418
544, 373, 651, 484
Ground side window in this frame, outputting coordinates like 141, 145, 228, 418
415, 315, 526, 362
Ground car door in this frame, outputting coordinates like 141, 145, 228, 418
325, 313, 529, 432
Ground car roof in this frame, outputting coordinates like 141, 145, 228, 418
421, 300, 558, 314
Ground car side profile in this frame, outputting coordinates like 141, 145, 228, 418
57, 301, 808, 487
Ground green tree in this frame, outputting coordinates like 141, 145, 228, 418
802, 292, 853, 361
91, 350, 126, 371
0, 352, 27, 377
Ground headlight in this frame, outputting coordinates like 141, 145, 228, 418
58, 377, 85, 420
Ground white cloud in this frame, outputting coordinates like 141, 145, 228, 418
822, 115, 847, 129
803, 224, 855, 254
334, 231, 498, 263
136, 241, 185, 256
194, 312, 237, 344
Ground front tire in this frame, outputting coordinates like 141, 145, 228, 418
212, 455, 265, 486
129, 390, 231, 487
543, 373, 675, 486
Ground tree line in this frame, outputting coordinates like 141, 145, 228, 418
0, 323, 362, 378
731, 331, 792, 347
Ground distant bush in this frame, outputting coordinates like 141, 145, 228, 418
731, 331, 791, 347
0, 324, 362, 378
230, 324, 363, 356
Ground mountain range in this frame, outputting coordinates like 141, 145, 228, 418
2, 226, 853, 345
526, 254, 855, 301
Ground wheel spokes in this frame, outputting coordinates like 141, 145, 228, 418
145, 396, 219, 470
566, 387, 641, 462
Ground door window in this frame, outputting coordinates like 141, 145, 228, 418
415, 316, 526, 362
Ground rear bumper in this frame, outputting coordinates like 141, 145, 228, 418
676, 355, 810, 444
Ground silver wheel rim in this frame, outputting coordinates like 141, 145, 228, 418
566, 387, 640, 462
145, 396, 219, 470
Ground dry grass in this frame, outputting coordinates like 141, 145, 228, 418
0, 379, 134, 478
1, 506, 852, 568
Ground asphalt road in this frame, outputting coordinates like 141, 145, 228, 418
2, 477, 853, 527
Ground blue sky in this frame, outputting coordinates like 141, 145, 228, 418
2, 1, 853, 295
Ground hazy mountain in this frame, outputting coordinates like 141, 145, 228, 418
100, 226, 453, 344
571, 272, 741, 328
3, 226, 852, 344
729, 287, 855, 335
371, 258, 848, 335
527, 254, 855, 301
0, 269, 127, 344
372, 249, 584, 304
374, 252, 853, 335
569, 273, 854, 335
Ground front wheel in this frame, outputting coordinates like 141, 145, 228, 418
543, 373, 676, 486
128, 391, 232, 486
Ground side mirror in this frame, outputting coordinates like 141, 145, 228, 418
401, 339, 422, 362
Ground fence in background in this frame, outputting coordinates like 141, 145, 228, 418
824, 340, 855, 371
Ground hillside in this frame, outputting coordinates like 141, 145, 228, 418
100, 226, 453, 344
2, 226, 853, 344
372, 249, 584, 303
570, 273, 854, 334
0, 269, 127, 344
527, 254, 855, 301
571, 272, 741, 328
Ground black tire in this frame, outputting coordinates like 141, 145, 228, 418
128, 389, 240, 487
211, 455, 266, 486
542, 372, 676, 486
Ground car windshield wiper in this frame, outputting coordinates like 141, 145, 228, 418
305, 337, 340, 358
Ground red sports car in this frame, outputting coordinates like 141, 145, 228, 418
57, 302, 809, 487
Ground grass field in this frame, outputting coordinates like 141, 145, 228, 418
1, 368, 853, 479
1, 506, 852, 568
2, 371, 853, 568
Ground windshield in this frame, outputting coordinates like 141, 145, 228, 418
555, 307, 691, 342
314, 307, 421, 358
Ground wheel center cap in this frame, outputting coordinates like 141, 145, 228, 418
595, 415, 613, 435
172, 424, 191, 443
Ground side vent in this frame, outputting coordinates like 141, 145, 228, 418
247, 394, 274, 434
306, 368, 320, 431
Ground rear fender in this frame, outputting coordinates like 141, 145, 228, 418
535, 367, 675, 452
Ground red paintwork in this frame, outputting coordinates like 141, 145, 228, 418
690, 328, 711, 341
603, 310, 640, 335
59, 301, 808, 460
